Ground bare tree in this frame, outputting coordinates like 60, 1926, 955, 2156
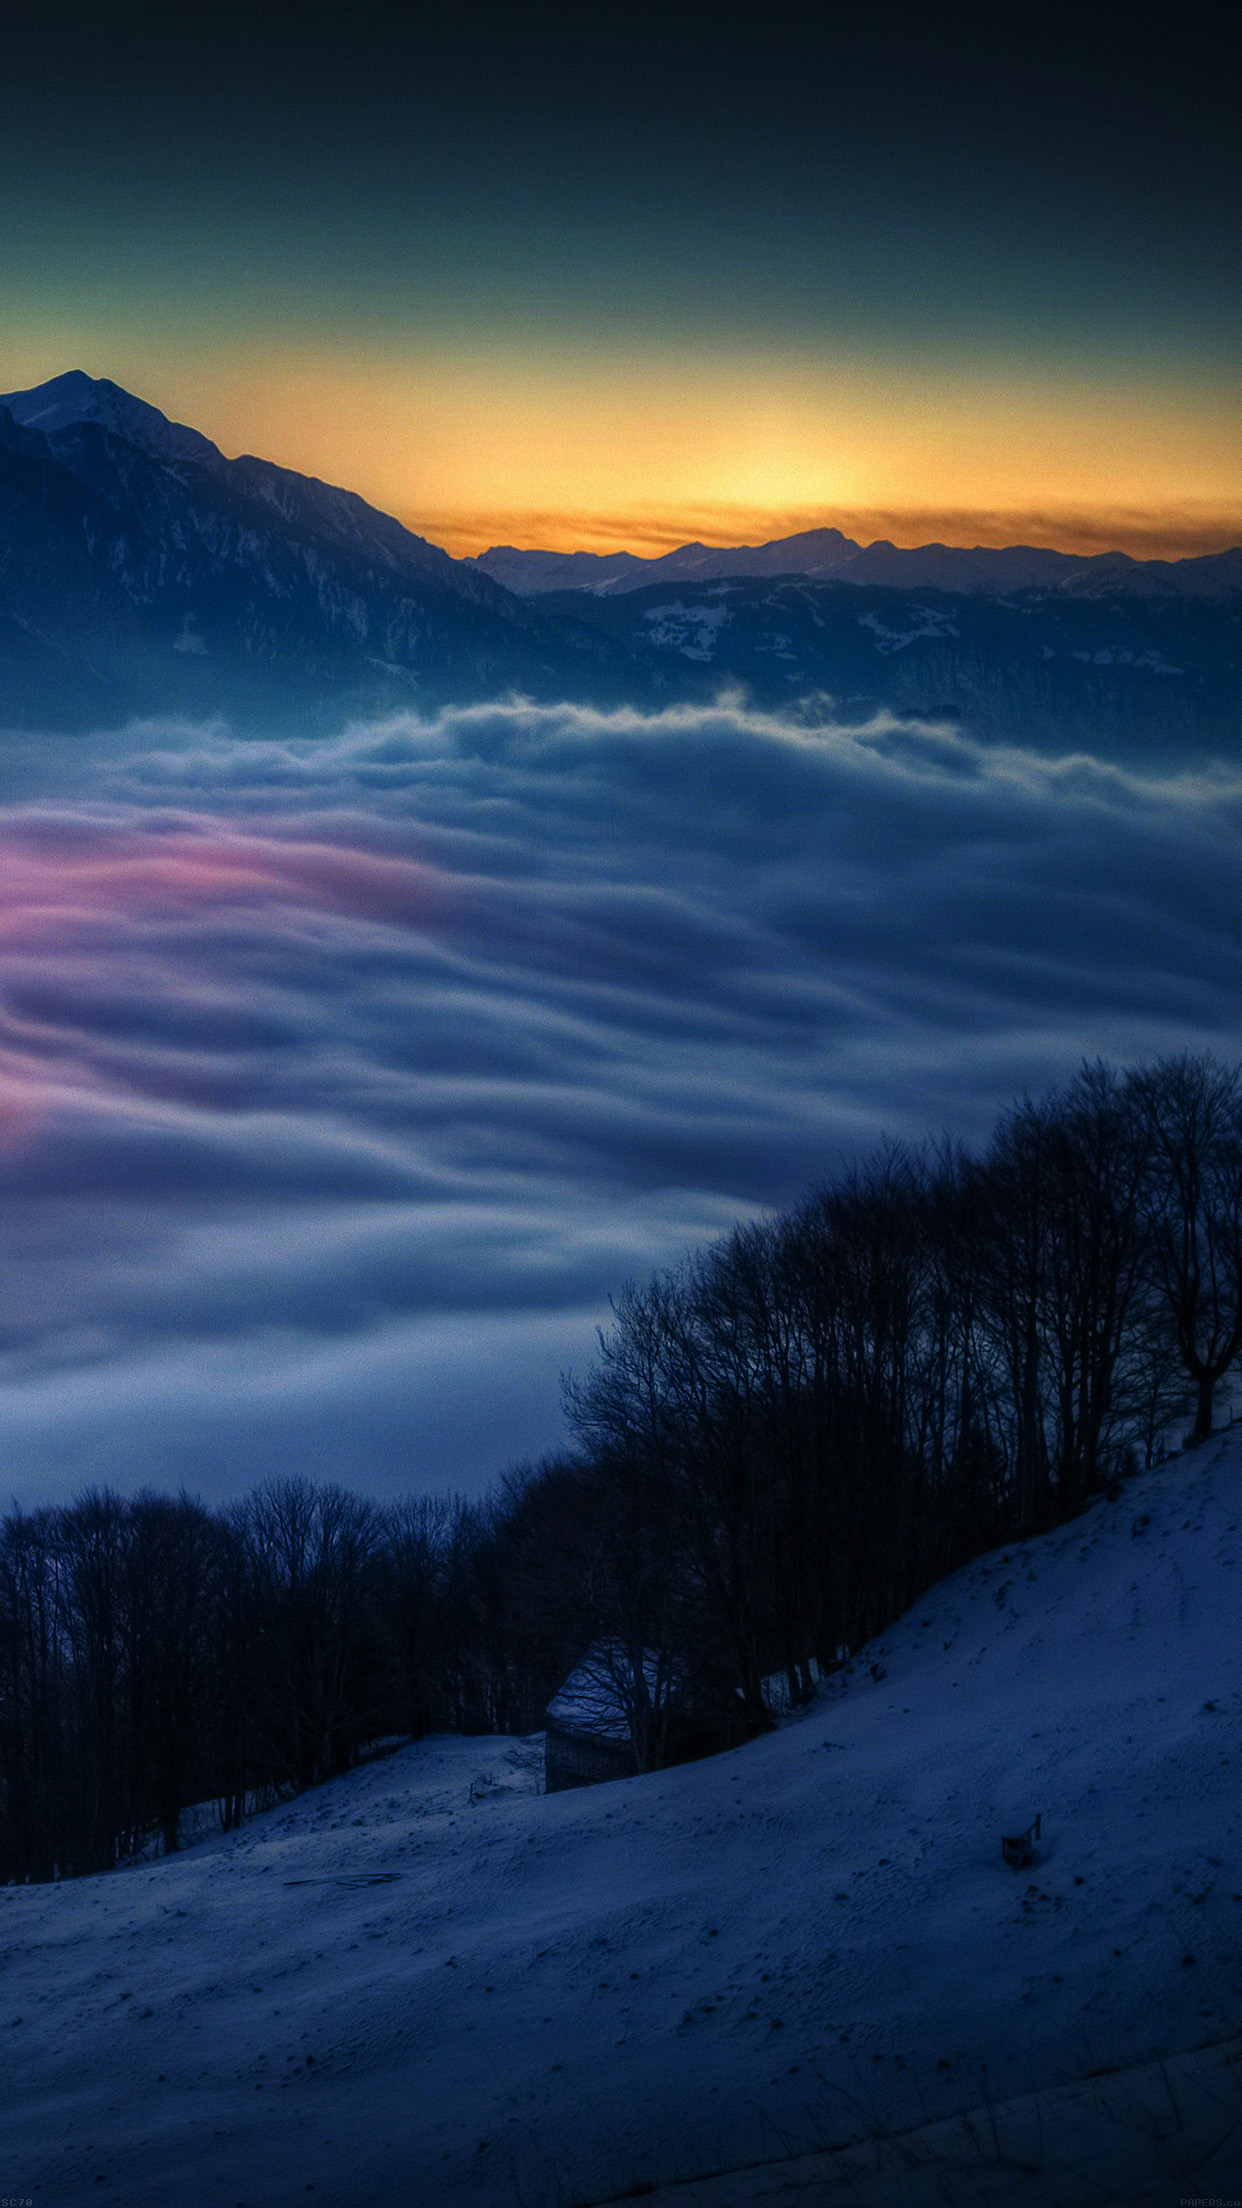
241, 1479, 383, 1788
1040, 1063, 1151, 1510
0, 1507, 69, 1882
1135, 1053, 1242, 1443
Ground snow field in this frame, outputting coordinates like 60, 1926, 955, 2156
618, 2034, 1242, 2206
2, 1439, 1241, 2205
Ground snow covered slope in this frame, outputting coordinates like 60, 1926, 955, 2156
2, 1441, 1241, 2206
0, 368, 224, 469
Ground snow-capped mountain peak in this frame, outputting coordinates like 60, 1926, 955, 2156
0, 368, 224, 470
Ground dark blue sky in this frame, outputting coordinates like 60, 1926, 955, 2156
4, 3, 1238, 552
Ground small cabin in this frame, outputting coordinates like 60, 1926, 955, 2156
544, 1641, 751, 1793
544, 1642, 662, 1792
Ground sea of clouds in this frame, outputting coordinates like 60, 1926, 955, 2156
1, 698, 1240, 1503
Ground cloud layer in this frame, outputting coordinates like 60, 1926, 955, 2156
2, 701, 1240, 1501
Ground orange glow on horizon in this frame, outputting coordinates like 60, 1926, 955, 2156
399, 502, 1242, 563
7, 326, 1240, 564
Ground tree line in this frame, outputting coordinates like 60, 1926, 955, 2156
4, 1051, 1241, 1879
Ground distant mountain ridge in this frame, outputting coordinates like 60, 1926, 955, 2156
0, 371, 1239, 749
470, 528, 1242, 600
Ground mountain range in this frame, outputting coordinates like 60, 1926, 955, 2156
470, 528, 1242, 600
2, 371, 1240, 753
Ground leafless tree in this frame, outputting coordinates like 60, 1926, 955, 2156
241, 1478, 384, 1788
1134, 1053, 1242, 1443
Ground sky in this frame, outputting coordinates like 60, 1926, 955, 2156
2, 3, 1239, 557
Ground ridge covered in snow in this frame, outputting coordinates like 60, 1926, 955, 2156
0, 368, 225, 470
0, 371, 616, 728
2, 1439, 1241, 2203
471, 530, 1242, 601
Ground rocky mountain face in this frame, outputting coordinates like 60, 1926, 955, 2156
0, 374, 640, 727
541, 574, 1242, 758
1, 373, 1239, 753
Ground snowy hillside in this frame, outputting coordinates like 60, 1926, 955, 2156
3, 1441, 1242, 2205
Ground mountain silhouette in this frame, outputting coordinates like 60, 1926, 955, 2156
0, 372, 641, 726
1, 372, 1239, 748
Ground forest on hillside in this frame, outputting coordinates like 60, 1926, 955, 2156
4, 1051, 1242, 1883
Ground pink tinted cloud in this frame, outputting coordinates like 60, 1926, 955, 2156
0, 1070, 37, 1141
0, 814, 448, 1144
0, 816, 443, 939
